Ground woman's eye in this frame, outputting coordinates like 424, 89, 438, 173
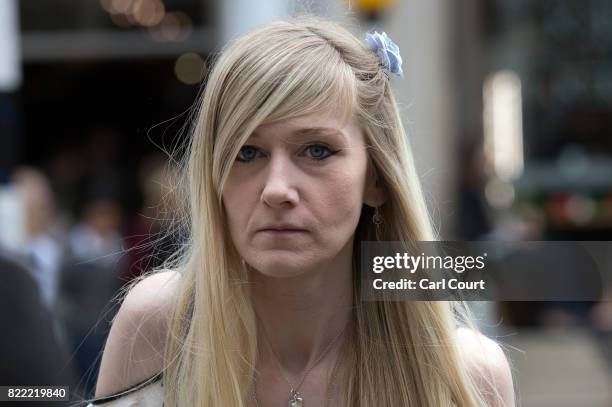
236, 146, 259, 162
304, 144, 336, 160
236, 144, 336, 163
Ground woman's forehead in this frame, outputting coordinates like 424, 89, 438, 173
253, 111, 362, 143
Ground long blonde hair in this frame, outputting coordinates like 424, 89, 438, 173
161, 15, 499, 406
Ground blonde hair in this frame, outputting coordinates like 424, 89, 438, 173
160, 15, 502, 407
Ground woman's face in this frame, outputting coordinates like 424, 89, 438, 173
222, 110, 383, 278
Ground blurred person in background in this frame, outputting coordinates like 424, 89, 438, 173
67, 198, 123, 266
0, 247, 77, 405
11, 166, 66, 309
456, 139, 492, 241
58, 196, 126, 397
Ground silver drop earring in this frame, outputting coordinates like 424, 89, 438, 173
372, 206, 383, 240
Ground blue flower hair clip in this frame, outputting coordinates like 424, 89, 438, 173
365, 30, 403, 78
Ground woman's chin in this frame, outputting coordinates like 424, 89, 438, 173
246, 254, 320, 279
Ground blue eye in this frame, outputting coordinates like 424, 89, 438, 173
236, 146, 259, 162
236, 144, 337, 163
304, 144, 336, 160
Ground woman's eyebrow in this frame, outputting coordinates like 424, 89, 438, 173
251, 127, 346, 139
292, 127, 345, 137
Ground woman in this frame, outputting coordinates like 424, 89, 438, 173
92, 15, 514, 407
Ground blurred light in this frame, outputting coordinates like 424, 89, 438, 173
350, 0, 397, 12
110, 0, 134, 14
483, 70, 524, 181
174, 53, 206, 85
0, 0, 21, 91
484, 178, 515, 209
151, 13, 180, 41
566, 194, 596, 225
132, 0, 165, 27
150, 11, 192, 42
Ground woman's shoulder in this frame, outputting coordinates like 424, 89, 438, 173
456, 327, 515, 406
455, 327, 509, 369
95, 270, 180, 398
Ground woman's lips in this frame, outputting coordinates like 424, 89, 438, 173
258, 229, 308, 237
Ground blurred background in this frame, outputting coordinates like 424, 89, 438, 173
0, 0, 611, 405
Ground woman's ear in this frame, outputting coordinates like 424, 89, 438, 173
363, 162, 387, 208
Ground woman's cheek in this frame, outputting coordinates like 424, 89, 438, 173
325, 177, 363, 223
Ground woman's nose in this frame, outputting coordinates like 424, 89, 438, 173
260, 156, 299, 208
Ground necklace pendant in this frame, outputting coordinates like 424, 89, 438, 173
288, 392, 303, 407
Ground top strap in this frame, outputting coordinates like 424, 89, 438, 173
86, 372, 163, 406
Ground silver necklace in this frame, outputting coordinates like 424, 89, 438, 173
252, 315, 349, 407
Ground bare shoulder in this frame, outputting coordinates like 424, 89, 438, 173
456, 327, 515, 407
95, 270, 180, 397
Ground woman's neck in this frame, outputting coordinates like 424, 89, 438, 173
248, 243, 354, 377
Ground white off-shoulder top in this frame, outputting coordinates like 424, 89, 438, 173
86, 373, 163, 406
